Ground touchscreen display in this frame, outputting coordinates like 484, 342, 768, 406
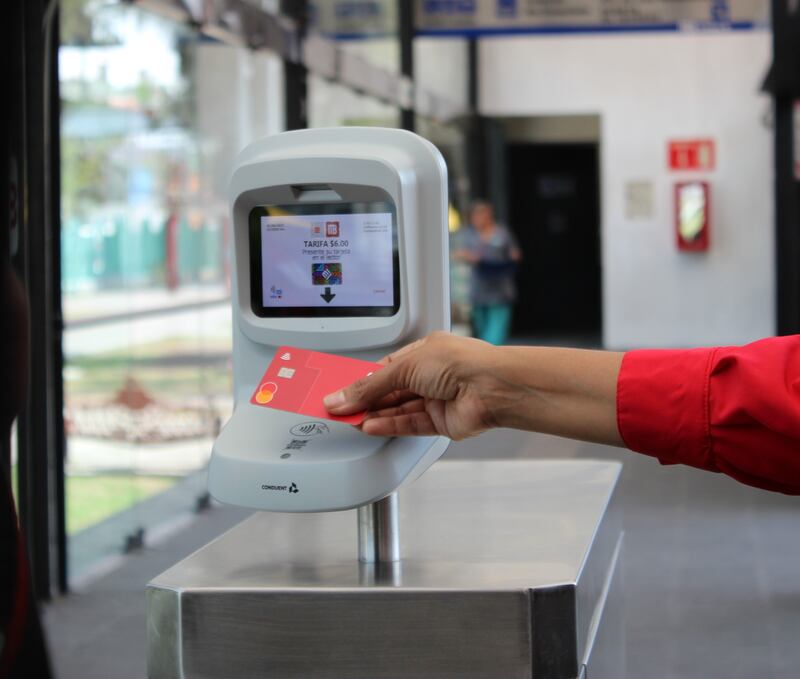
249, 202, 400, 317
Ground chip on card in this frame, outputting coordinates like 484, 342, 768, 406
250, 346, 382, 425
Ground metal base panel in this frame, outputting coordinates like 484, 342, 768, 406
147, 460, 624, 679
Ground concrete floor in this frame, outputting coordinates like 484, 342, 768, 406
44, 429, 800, 679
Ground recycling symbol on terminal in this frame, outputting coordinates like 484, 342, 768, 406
289, 482, 299, 494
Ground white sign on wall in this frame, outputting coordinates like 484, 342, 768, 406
625, 181, 655, 220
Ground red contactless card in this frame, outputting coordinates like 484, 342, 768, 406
250, 346, 383, 425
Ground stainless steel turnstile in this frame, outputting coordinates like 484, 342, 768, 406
147, 460, 624, 679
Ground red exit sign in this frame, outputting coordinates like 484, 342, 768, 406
668, 139, 716, 171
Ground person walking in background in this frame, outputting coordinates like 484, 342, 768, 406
454, 201, 522, 345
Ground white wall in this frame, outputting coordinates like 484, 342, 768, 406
480, 31, 775, 349
308, 74, 399, 128
415, 37, 470, 111
195, 44, 285, 205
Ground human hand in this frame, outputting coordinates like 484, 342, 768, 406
323, 332, 502, 440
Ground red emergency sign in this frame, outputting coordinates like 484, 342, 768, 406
668, 139, 716, 171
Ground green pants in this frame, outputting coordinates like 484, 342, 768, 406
472, 304, 512, 346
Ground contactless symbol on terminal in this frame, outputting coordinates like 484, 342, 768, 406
290, 422, 330, 437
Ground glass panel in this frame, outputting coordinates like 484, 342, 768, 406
60, 0, 283, 582
308, 74, 399, 128
416, 117, 471, 327
414, 37, 469, 112
310, 0, 400, 74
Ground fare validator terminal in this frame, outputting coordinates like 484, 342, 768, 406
208, 127, 450, 530
148, 132, 625, 673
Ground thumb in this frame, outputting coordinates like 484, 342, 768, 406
324, 364, 398, 415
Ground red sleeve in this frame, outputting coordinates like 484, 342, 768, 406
617, 335, 800, 495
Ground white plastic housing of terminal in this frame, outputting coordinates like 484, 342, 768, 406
208, 127, 450, 512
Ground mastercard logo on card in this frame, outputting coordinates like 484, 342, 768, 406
249, 346, 383, 425
254, 382, 278, 404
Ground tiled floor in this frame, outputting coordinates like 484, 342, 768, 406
44, 429, 800, 678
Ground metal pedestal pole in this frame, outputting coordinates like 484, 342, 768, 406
357, 492, 400, 563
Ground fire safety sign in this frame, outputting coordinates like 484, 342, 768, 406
668, 139, 716, 172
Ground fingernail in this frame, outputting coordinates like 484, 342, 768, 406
323, 390, 345, 409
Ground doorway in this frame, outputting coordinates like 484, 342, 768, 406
506, 143, 602, 340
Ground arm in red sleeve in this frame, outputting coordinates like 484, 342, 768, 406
617, 335, 800, 495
